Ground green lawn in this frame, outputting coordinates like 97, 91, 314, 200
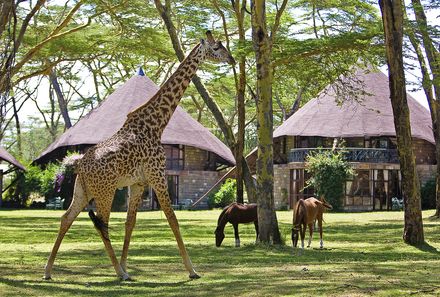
0, 209, 439, 297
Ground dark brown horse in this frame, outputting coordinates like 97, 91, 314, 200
215, 202, 258, 247
291, 197, 332, 252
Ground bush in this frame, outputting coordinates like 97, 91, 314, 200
421, 178, 436, 210
305, 149, 353, 211
3, 162, 63, 208
209, 179, 236, 208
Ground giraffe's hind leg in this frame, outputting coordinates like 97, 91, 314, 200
44, 176, 89, 280
148, 167, 199, 279
90, 191, 129, 280
120, 184, 144, 272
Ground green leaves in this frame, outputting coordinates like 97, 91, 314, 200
305, 149, 353, 210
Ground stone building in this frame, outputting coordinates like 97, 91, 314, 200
34, 70, 235, 210
271, 69, 435, 211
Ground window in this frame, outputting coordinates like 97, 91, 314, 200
346, 170, 371, 197
165, 145, 184, 170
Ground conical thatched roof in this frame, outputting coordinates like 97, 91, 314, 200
34, 73, 235, 165
0, 147, 26, 170
274, 69, 434, 144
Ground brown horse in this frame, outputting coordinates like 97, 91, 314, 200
291, 197, 332, 252
215, 202, 258, 247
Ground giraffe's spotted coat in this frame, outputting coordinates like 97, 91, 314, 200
44, 31, 234, 281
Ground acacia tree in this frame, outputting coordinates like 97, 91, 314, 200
251, 0, 287, 244
153, 0, 257, 203
405, 0, 440, 217
379, 0, 424, 244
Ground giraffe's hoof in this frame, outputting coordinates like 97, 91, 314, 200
42, 275, 52, 280
189, 272, 201, 279
120, 273, 131, 281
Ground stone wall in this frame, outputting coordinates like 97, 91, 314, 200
273, 164, 291, 210
417, 164, 436, 185
184, 146, 207, 170
413, 139, 436, 165
178, 170, 223, 209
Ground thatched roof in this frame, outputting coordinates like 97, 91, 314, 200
274, 69, 434, 144
34, 72, 235, 165
0, 147, 26, 171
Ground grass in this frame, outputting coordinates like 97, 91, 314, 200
0, 209, 439, 297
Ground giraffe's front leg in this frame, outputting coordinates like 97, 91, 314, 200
157, 189, 199, 278
44, 177, 89, 280
91, 192, 129, 280
148, 165, 200, 279
120, 184, 143, 273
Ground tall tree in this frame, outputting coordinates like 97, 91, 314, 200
407, 0, 440, 217
379, 0, 424, 244
251, 0, 287, 244
153, 0, 257, 202
49, 69, 72, 129
213, 0, 247, 204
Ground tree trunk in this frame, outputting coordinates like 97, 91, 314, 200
0, 169, 3, 208
409, 0, 440, 217
0, 0, 14, 37
232, 0, 247, 204
251, 0, 281, 244
379, 0, 424, 244
49, 69, 72, 129
154, 0, 256, 202
12, 95, 22, 157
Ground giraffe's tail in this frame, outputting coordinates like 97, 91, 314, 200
88, 210, 109, 241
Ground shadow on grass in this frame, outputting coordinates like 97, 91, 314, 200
413, 241, 440, 254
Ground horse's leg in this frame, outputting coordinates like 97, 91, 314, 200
300, 224, 306, 254
307, 223, 313, 248
233, 223, 240, 247
254, 221, 259, 243
44, 177, 89, 280
318, 216, 324, 248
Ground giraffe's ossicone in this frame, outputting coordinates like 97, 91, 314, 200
44, 31, 235, 281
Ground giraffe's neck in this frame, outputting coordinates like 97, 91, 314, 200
128, 44, 206, 135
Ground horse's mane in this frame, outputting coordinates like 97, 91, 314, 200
217, 203, 235, 229
293, 199, 307, 226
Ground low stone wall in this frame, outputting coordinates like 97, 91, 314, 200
274, 164, 290, 210
417, 164, 436, 185
178, 170, 223, 209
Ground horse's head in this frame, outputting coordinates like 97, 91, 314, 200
214, 227, 225, 247
291, 226, 300, 248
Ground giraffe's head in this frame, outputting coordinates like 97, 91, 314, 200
201, 31, 235, 65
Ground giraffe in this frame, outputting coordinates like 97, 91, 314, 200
43, 31, 235, 281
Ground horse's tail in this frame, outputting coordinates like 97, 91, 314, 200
293, 199, 306, 226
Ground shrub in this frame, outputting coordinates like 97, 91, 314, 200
421, 178, 436, 210
305, 149, 353, 210
210, 179, 236, 208
3, 163, 62, 208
